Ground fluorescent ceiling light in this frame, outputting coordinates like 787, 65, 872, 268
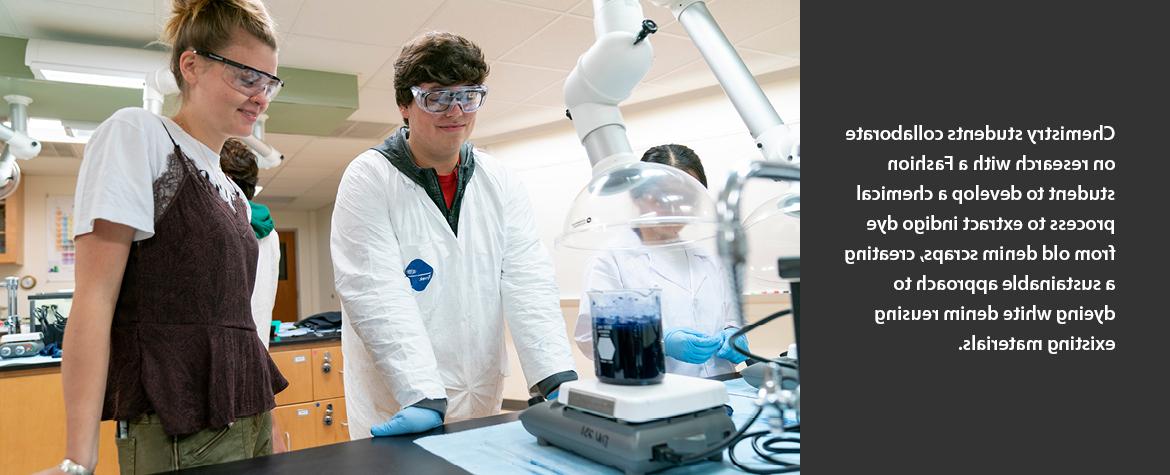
38, 69, 145, 89
25, 39, 166, 90
4, 118, 94, 144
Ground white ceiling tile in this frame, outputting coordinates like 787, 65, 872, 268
642, 32, 702, 84
645, 49, 798, 97
348, 87, 400, 123
273, 166, 338, 180
300, 183, 341, 200
364, 53, 401, 90
417, 0, 560, 60
263, 132, 314, 158
572, 0, 679, 26
525, 79, 566, 108
500, 0, 581, 12
625, 82, 675, 105
500, 15, 593, 71
663, 0, 798, 43
569, 0, 591, 17
254, 183, 306, 197
291, 137, 380, 167
486, 63, 567, 103
0, 3, 22, 37
290, 0, 441, 48
52, 0, 154, 14
739, 19, 800, 59
261, 0, 305, 34
16, 156, 82, 176
286, 195, 334, 211
265, 174, 325, 189
4, 0, 157, 47
471, 100, 521, 124
279, 34, 396, 83
471, 104, 565, 139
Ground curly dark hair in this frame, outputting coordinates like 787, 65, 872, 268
220, 138, 259, 200
393, 31, 489, 123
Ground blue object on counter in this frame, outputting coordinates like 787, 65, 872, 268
38, 341, 62, 358
271, 321, 281, 342
588, 289, 665, 385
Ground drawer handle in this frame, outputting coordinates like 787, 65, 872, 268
322, 351, 332, 373
284, 431, 291, 450
324, 403, 334, 426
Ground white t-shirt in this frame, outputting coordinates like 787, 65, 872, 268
73, 107, 246, 241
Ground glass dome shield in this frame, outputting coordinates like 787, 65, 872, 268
557, 161, 718, 250
745, 188, 801, 285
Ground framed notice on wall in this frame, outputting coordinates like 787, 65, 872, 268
47, 195, 75, 282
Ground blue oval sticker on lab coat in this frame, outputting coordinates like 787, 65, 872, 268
405, 259, 434, 291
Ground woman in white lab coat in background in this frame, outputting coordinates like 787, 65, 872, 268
220, 138, 279, 348
575, 144, 750, 378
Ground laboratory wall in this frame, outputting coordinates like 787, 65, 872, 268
0, 175, 79, 311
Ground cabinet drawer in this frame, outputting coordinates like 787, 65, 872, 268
314, 397, 349, 446
311, 346, 344, 400
272, 402, 318, 452
271, 350, 313, 405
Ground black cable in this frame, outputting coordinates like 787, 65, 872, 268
731, 309, 794, 365
658, 308, 802, 471
729, 429, 801, 474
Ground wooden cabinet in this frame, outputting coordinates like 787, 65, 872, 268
0, 367, 119, 474
0, 184, 24, 264
0, 339, 346, 473
271, 348, 314, 405
312, 347, 344, 400
270, 342, 348, 451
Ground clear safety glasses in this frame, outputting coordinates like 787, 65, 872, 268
193, 50, 284, 101
410, 85, 488, 114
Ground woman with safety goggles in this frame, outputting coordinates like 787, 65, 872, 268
42, 1, 288, 474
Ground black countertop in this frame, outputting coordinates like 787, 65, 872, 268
177, 412, 520, 474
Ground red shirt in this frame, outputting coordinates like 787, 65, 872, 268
438, 166, 459, 209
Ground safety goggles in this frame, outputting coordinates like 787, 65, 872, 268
193, 50, 284, 100
410, 85, 488, 114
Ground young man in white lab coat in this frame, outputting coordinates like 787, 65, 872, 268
331, 31, 578, 439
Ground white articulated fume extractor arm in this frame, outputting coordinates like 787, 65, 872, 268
565, 0, 799, 174
0, 95, 41, 199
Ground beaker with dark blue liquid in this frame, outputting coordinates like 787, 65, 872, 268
588, 289, 665, 385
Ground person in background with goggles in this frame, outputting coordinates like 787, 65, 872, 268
331, 31, 578, 439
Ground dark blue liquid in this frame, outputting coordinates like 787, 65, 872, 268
593, 316, 665, 385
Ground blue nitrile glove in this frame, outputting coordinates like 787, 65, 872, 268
717, 327, 750, 364
547, 389, 560, 402
370, 406, 443, 437
664, 328, 723, 364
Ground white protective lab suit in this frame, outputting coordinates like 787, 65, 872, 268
575, 236, 739, 377
251, 230, 279, 348
332, 147, 575, 439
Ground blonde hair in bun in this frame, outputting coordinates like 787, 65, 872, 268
163, 0, 278, 92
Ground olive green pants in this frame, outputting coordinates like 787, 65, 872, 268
114, 412, 271, 474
